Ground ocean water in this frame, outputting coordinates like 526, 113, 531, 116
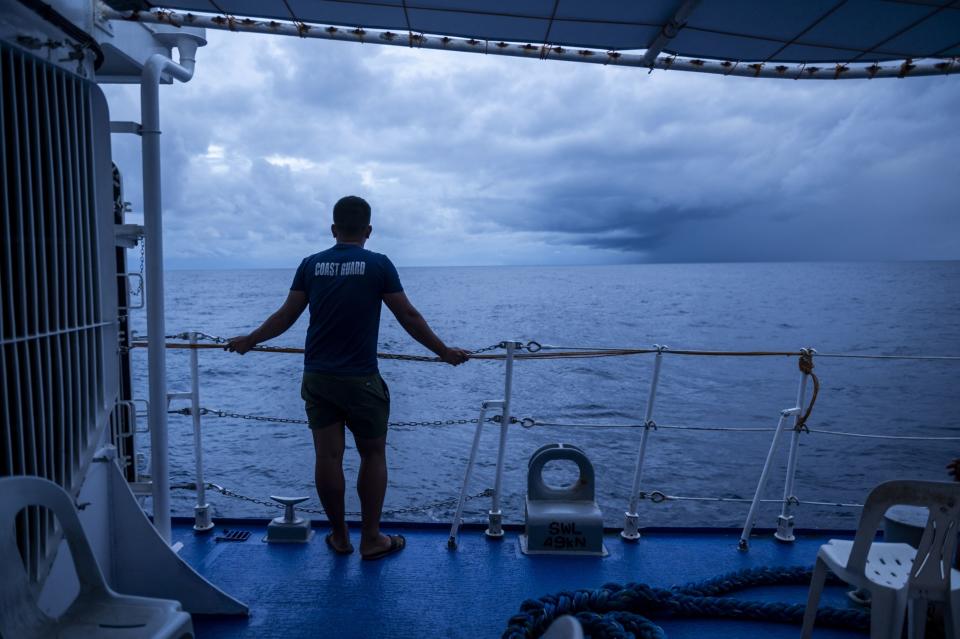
131, 261, 960, 529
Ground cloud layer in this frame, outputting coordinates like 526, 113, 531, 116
103, 31, 960, 268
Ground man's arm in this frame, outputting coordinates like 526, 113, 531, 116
225, 290, 308, 355
383, 291, 469, 366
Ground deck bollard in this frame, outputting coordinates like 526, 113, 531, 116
487, 341, 518, 539
622, 345, 666, 541
520, 443, 606, 556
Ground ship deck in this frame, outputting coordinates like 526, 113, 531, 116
173, 519, 866, 638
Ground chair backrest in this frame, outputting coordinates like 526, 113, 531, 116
0, 475, 109, 630
847, 479, 960, 595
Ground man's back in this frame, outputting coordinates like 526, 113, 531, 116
291, 243, 402, 375
227, 194, 467, 561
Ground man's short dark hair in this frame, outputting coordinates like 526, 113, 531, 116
333, 196, 371, 237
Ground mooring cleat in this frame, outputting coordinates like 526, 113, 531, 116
520, 443, 607, 557
265, 495, 313, 543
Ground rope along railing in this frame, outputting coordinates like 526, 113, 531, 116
171, 482, 493, 518
129, 332, 960, 361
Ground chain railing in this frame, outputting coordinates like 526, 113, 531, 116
171, 482, 494, 518
167, 406, 528, 429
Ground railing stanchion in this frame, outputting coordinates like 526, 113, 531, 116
448, 400, 501, 550
487, 341, 516, 539
189, 331, 213, 532
622, 345, 666, 541
739, 407, 799, 550
775, 350, 812, 542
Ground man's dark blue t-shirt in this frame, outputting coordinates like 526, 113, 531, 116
290, 243, 403, 375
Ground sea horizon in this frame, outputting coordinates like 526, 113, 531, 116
135, 261, 960, 529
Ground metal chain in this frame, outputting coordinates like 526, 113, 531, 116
469, 342, 505, 355
468, 341, 542, 354
179, 482, 494, 517
135, 237, 145, 298
169, 406, 523, 429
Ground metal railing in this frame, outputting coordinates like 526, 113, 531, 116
135, 332, 960, 551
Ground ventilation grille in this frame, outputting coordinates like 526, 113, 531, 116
1, 42, 110, 584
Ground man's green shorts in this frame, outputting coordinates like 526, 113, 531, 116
300, 371, 390, 439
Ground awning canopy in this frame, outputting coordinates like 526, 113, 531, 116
105, 1, 960, 79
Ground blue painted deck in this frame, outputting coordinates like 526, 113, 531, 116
174, 520, 865, 638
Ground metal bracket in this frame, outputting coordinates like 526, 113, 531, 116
115, 223, 144, 248
621, 512, 641, 541
485, 510, 504, 538
774, 514, 795, 542
110, 121, 143, 135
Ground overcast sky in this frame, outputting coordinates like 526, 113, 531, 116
103, 31, 960, 269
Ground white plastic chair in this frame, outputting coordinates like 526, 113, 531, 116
542, 615, 584, 639
0, 475, 194, 639
801, 479, 960, 639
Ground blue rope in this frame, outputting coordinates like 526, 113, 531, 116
502, 566, 869, 638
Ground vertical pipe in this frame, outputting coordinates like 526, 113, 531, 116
190, 332, 213, 532
487, 341, 515, 538
739, 410, 794, 550
622, 347, 665, 541
448, 403, 493, 549
142, 71, 170, 541
142, 47, 196, 543
775, 365, 810, 542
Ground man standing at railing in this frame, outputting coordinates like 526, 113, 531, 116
226, 195, 469, 559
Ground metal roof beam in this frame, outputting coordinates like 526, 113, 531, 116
641, 0, 701, 67
101, 8, 960, 80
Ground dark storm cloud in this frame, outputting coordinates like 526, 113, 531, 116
103, 32, 960, 267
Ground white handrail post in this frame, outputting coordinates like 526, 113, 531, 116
142, 39, 200, 544
775, 350, 812, 542
190, 331, 213, 533
486, 341, 516, 539
738, 410, 795, 550
622, 345, 666, 541
448, 400, 502, 550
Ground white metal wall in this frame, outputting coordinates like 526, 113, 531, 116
1, 41, 117, 585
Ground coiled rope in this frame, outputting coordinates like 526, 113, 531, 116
502, 565, 868, 639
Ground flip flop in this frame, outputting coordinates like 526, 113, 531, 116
361, 534, 406, 561
325, 532, 354, 555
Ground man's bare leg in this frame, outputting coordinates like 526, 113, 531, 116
311, 423, 351, 552
354, 434, 392, 555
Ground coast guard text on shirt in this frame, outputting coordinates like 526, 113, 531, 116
315, 261, 366, 276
